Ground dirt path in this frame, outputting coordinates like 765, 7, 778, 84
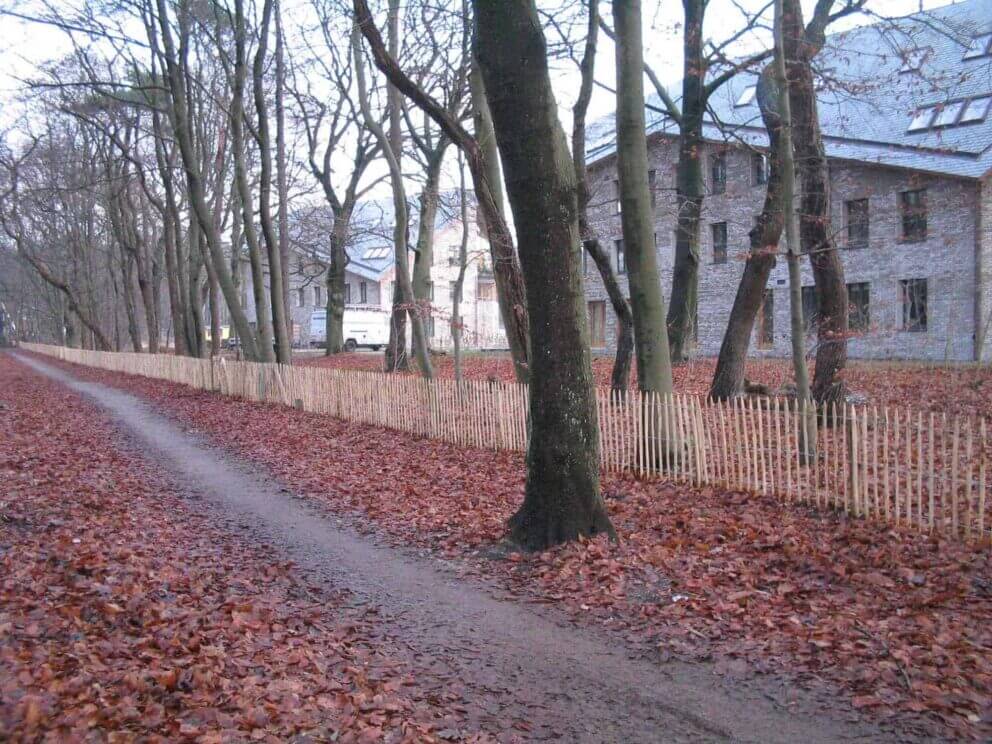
16, 353, 898, 743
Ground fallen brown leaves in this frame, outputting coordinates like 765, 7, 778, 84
36, 354, 992, 740
0, 355, 485, 743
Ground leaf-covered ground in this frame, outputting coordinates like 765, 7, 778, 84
41, 354, 992, 740
0, 354, 494, 743
300, 352, 992, 419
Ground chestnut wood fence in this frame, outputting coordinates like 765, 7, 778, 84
22, 343, 990, 547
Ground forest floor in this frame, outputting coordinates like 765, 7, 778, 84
298, 351, 992, 419
6, 350, 990, 741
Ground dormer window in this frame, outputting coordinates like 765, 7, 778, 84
907, 108, 934, 132
906, 96, 991, 132
960, 96, 991, 124
933, 100, 965, 127
963, 33, 992, 60
734, 86, 756, 107
362, 246, 390, 260
899, 48, 928, 73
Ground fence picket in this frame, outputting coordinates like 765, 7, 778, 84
22, 342, 989, 550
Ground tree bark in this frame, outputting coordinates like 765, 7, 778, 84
710, 67, 783, 400
783, 0, 848, 405
613, 0, 675, 396
412, 150, 445, 347
572, 0, 632, 392
775, 0, 816, 457
667, 0, 706, 364
253, 0, 292, 364
475, 0, 614, 550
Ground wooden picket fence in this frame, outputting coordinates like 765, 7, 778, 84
21, 343, 991, 547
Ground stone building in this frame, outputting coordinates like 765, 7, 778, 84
583, 0, 992, 362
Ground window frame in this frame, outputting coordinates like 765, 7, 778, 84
710, 151, 727, 195
587, 300, 607, 347
899, 189, 928, 243
844, 198, 870, 249
751, 152, 768, 186
801, 285, 818, 332
847, 282, 870, 332
757, 290, 774, 348
711, 222, 728, 265
359, 281, 368, 304
614, 238, 626, 274
900, 278, 928, 332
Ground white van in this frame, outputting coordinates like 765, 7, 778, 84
310, 306, 391, 351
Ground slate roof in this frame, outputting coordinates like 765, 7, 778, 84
587, 0, 992, 179
290, 190, 476, 280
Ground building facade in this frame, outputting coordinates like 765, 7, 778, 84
236, 200, 505, 350
583, 0, 992, 362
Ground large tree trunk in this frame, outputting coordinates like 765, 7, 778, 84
613, 0, 674, 396
325, 213, 351, 354
253, 0, 292, 364
710, 67, 783, 400
666, 0, 706, 364
783, 0, 847, 405
475, 0, 614, 550
275, 0, 292, 348
412, 150, 446, 347
572, 0, 632, 392
776, 0, 816, 457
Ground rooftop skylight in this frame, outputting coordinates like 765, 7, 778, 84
906, 95, 991, 133
734, 86, 756, 107
933, 101, 965, 127
907, 108, 934, 132
959, 96, 991, 123
362, 246, 391, 260
962, 33, 992, 60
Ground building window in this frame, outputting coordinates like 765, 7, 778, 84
477, 280, 495, 301
900, 278, 927, 332
588, 300, 606, 346
648, 169, 657, 208
297, 287, 305, 307
344, 283, 351, 304
360, 281, 368, 304
426, 315, 435, 338
614, 239, 626, 274
711, 222, 728, 264
899, 189, 927, 242
613, 178, 621, 213
758, 290, 773, 348
801, 286, 818, 332
751, 152, 767, 186
314, 286, 323, 307
845, 198, 869, 249
710, 152, 727, 195
847, 282, 870, 332
447, 246, 460, 266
